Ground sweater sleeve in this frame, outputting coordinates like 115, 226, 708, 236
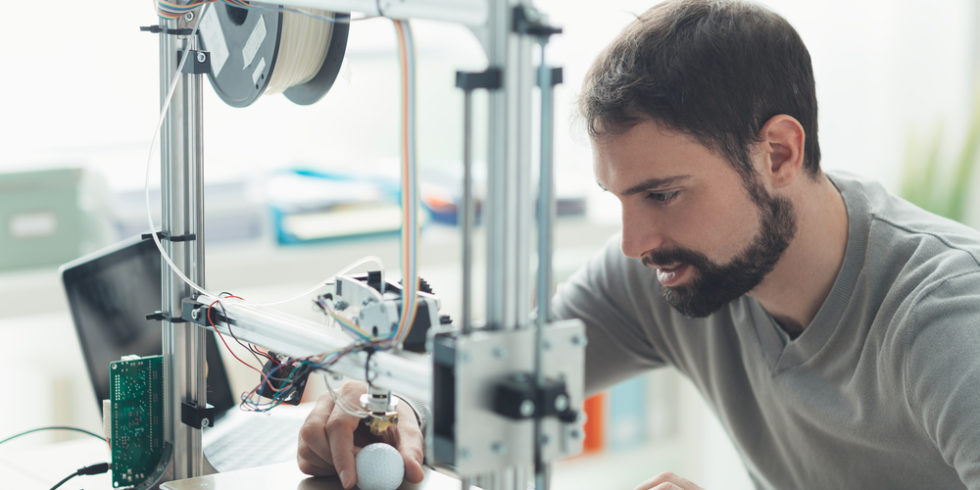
551, 234, 665, 396
901, 271, 980, 487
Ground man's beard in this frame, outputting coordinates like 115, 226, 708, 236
642, 184, 797, 318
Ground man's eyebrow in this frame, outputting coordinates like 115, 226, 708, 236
597, 175, 690, 195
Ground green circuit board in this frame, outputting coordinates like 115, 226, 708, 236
109, 355, 164, 488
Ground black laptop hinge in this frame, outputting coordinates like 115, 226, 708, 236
182, 400, 217, 429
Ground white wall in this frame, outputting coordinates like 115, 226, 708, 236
536, 0, 977, 223
3, 1, 974, 191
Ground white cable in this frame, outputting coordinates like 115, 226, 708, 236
323, 375, 370, 418
142, 7, 382, 308
145, 6, 209, 299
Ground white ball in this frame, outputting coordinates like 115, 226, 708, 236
355, 442, 405, 490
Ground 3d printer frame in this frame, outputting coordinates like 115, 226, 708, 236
151, 1, 583, 489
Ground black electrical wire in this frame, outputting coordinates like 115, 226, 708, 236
49, 462, 111, 490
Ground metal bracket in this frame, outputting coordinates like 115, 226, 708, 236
181, 400, 216, 429
455, 68, 503, 92
177, 50, 211, 75
492, 373, 577, 422
537, 67, 563, 89
512, 5, 562, 39
430, 319, 586, 476
182, 298, 231, 328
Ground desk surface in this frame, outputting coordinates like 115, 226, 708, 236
0, 437, 113, 488
162, 462, 473, 490
0, 437, 471, 490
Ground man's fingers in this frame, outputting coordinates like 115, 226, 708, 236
295, 451, 335, 476
326, 401, 362, 489
397, 424, 425, 484
400, 449, 425, 483
395, 396, 425, 483
297, 394, 336, 476
397, 431, 425, 482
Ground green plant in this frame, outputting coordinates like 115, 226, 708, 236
900, 82, 980, 223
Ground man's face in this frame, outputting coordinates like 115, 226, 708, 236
593, 120, 796, 317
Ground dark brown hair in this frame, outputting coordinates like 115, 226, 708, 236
580, 0, 820, 178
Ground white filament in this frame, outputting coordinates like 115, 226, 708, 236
265, 8, 334, 94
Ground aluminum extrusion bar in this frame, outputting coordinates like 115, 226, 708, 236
193, 295, 432, 402
159, 8, 209, 481
249, 0, 486, 26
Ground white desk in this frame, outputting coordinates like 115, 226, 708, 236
0, 437, 112, 489
162, 462, 475, 490
0, 436, 472, 490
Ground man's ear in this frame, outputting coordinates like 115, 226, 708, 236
757, 114, 805, 188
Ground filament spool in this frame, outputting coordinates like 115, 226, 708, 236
197, 4, 349, 107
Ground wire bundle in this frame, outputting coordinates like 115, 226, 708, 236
206, 293, 388, 413
392, 19, 421, 348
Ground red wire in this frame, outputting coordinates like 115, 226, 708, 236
207, 298, 285, 395
207, 299, 262, 376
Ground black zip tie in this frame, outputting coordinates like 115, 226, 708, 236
140, 25, 195, 35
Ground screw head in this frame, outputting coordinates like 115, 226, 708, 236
554, 394, 569, 412
190, 309, 200, 320
519, 399, 535, 418
196, 52, 206, 63
183, 12, 194, 21
491, 441, 506, 455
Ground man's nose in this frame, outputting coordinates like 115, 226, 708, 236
620, 205, 664, 259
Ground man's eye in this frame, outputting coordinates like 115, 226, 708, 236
646, 190, 679, 203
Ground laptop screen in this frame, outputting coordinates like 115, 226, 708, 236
61, 236, 235, 415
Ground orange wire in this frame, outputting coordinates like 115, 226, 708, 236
394, 20, 416, 344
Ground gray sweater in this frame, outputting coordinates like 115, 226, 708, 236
553, 171, 980, 489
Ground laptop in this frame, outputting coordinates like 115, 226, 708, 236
60, 234, 309, 472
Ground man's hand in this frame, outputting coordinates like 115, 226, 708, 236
635, 471, 705, 490
297, 380, 425, 489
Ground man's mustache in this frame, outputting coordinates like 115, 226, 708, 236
642, 247, 710, 269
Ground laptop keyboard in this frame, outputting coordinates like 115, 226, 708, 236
205, 414, 305, 471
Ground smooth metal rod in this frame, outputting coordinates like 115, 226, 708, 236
461, 90, 474, 335
534, 47, 555, 330
514, 29, 533, 329
484, 0, 508, 330
533, 41, 556, 490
